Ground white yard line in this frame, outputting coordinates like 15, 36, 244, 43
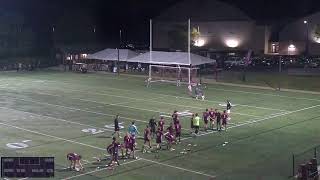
141, 158, 216, 178
0, 106, 146, 139
1, 96, 190, 132
34, 87, 262, 117
0, 106, 113, 133
180, 104, 320, 141
1, 104, 318, 179
0, 119, 216, 179
1, 78, 289, 112
228, 104, 320, 129
61, 159, 141, 180
0, 120, 108, 151
1, 87, 261, 118
209, 87, 320, 103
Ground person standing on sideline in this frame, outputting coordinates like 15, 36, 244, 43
193, 113, 200, 135
226, 100, 232, 114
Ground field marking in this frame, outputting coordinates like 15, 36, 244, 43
0, 106, 146, 139
141, 158, 216, 178
1, 88, 261, 118
209, 87, 320, 103
0, 120, 108, 151
31, 74, 320, 102
1, 99, 318, 179
30, 87, 261, 117
0, 107, 113, 133
61, 159, 141, 180
1, 96, 190, 132
181, 104, 320, 141
0, 118, 216, 179
1, 77, 289, 112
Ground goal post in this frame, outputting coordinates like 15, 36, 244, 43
147, 64, 199, 86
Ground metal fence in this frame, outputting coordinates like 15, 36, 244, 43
292, 145, 320, 178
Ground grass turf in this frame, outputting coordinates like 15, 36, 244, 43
0, 71, 319, 180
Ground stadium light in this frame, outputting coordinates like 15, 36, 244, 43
288, 44, 296, 52
225, 39, 239, 48
304, 20, 308, 24
194, 38, 205, 47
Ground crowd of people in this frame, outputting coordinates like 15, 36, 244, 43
67, 100, 232, 171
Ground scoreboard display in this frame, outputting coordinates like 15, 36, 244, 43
1, 157, 54, 178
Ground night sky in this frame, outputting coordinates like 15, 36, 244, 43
1, 0, 320, 46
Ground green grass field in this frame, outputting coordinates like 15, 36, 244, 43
0, 71, 320, 180
213, 71, 320, 91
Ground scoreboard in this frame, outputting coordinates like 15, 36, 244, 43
1, 157, 54, 178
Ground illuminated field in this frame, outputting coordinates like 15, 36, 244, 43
0, 71, 319, 180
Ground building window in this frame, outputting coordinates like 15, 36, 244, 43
270, 43, 279, 53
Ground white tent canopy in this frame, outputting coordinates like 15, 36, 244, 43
86, 48, 139, 61
127, 51, 215, 66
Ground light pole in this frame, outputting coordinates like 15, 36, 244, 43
117, 29, 122, 76
304, 20, 309, 56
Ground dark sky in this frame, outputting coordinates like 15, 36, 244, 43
3, 0, 319, 22
1, 0, 320, 46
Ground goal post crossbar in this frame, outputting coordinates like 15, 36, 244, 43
147, 64, 199, 86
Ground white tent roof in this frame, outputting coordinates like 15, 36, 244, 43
127, 51, 215, 66
86, 48, 139, 61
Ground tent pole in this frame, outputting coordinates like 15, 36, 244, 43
188, 67, 191, 85
188, 18, 191, 84
148, 19, 153, 86
117, 29, 122, 76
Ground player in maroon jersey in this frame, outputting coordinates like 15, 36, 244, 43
174, 120, 182, 143
108, 137, 121, 166
222, 110, 229, 131
203, 109, 209, 131
156, 127, 163, 150
123, 133, 131, 158
172, 110, 179, 125
165, 123, 175, 151
66, 152, 84, 171
142, 125, 152, 153
158, 116, 165, 132
209, 108, 216, 129
123, 134, 136, 159
216, 111, 222, 131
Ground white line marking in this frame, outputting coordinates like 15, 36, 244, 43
37, 88, 269, 117
0, 107, 114, 133
0, 101, 318, 179
181, 104, 320, 141
0, 106, 145, 139
4, 88, 260, 118
0, 119, 216, 179
1, 78, 288, 112
0, 120, 107, 150
61, 159, 141, 180
39, 88, 261, 117
2, 96, 189, 131
141, 158, 216, 178
209, 87, 320, 102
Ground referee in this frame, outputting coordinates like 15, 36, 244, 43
112, 114, 121, 138
193, 113, 200, 135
